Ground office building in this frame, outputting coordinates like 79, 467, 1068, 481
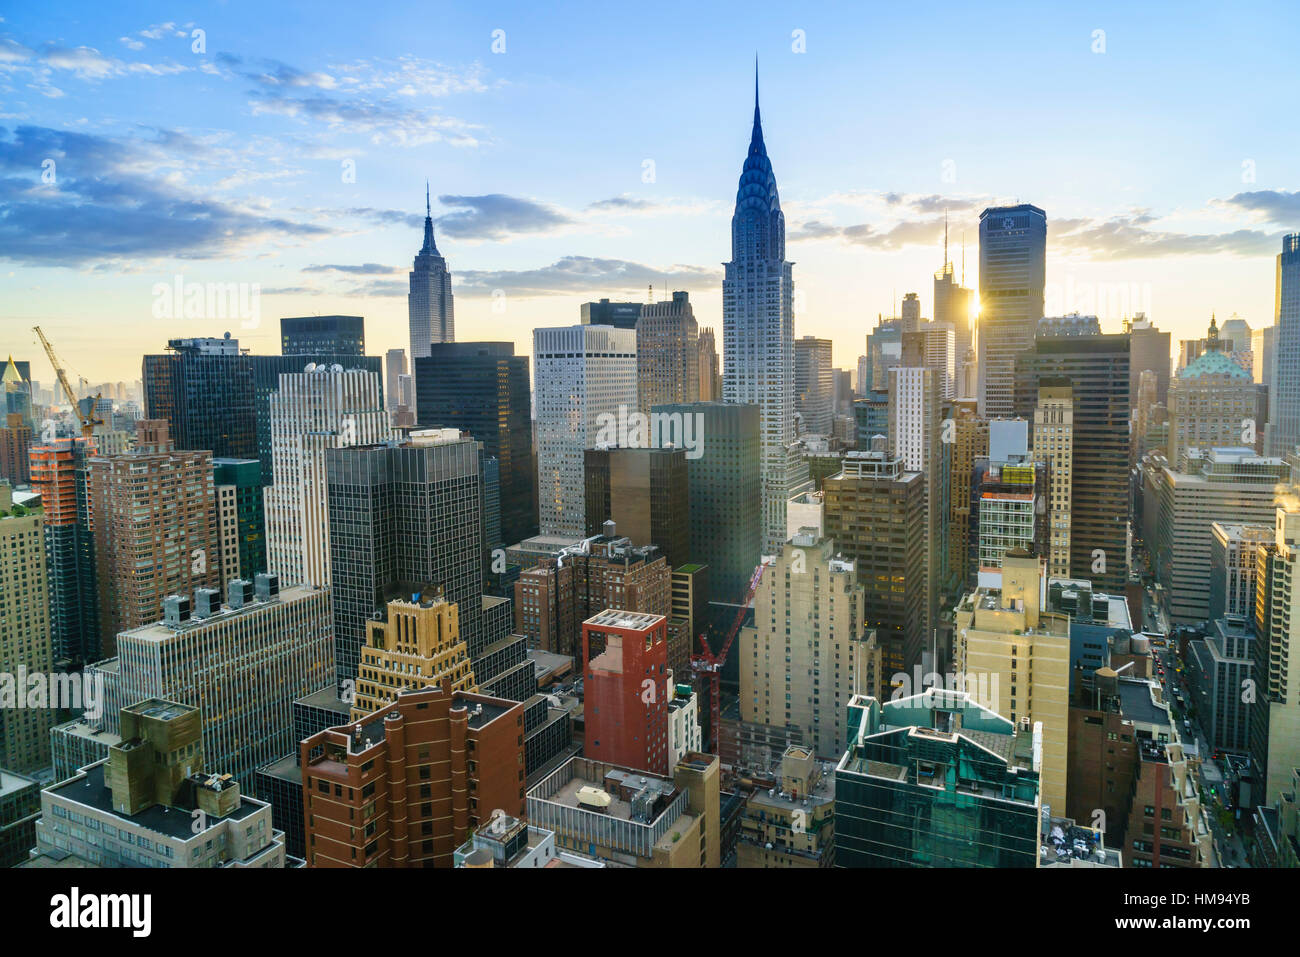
414, 342, 536, 547
142, 335, 257, 459
88, 420, 219, 651
934, 234, 976, 398
1126, 314, 1172, 408
32, 699, 287, 868
0, 413, 32, 485
534, 325, 637, 537
653, 401, 761, 603
28, 436, 99, 664
723, 76, 809, 553
116, 576, 333, 796
823, 450, 925, 679
888, 366, 943, 648
1032, 381, 1073, 578
739, 534, 873, 760
1184, 615, 1254, 754
834, 691, 1042, 868
1014, 317, 1130, 592
384, 348, 407, 413
794, 336, 834, 436
263, 366, 391, 589
454, 813, 560, 868
0, 769, 40, 868
0, 484, 53, 773
1168, 315, 1261, 463
736, 745, 836, 867
697, 327, 721, 401
902, 324, 956, 401
325, 430, 487, 686
1251, 507, 1300, 806
280, 315, 364, 356
1209, 522, 1273, 621
948, 400, 988, 584
583, 446, 689, 568
1152, 447, 1289, 623
301, 683, 525, 867
409, 187, 454, 357
526, 753, 719, 867
1252, 325, 1274, 388
350, 596, 476, 721
1268, 235, 1300, 455
212, 458, 265, 585
955, 550, 1070, 813
636, 291, 699, 414
978, 204, 1047, 417
580, 298, 642, 329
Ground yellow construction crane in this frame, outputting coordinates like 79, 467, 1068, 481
33, 326, 103, 439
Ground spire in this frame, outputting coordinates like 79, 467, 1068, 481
420, 182, 439, 256
944, 209, 950, 270
750, 54, 765, 155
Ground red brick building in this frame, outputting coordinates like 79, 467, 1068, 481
300, 682, 525, 868
582, 610, 669, 776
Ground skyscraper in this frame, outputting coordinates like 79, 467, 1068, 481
1268, 234, 1300, 456
533, 324, 637, 537
723, 70, 809, 552
934, 222, 975, 398
1126, 313, 1172, 408
636, 291, 699, 414
697, 328, 721, 401
325, 430, 486, 686
1167, 315, 1261, 462
263, 366, 391, 589
1032, 380, 1074, 579
142, 335, 257, 459
794, 336, 834, 436
1250, 506, 1300, 806
978, 204, 1047, 418
408, 185, 454, 359
583, 446, 689, 568
414, 342, 536, 547
280, 315, 365, 356
385, 348, 407, 413
28, 436, 99, 664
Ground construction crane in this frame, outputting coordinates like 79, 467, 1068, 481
690, 559, 771, 754
33, 326, 103, 439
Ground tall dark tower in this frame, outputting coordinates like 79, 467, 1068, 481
408, 183, 454, 358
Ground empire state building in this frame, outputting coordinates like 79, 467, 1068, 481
409, 185, 454, 357
723, 67, 809, 553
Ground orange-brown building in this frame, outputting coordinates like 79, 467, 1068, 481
582, 610, 669, 776
301, 682, 525, 868
0, 413, 32, 486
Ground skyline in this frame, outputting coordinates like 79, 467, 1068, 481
2, 2, 1299, 383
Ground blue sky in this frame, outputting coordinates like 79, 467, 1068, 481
2, 0, 1298, 383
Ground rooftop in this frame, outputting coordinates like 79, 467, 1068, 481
584, 609, 665, 632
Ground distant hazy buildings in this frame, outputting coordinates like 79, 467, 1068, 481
1168, 315, 1261, 463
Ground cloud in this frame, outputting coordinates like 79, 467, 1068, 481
455, 255, 720, 297
302, 262, 400, 275
0, 125, 331, 268
1050, 213, 1281, 260
1220, 190, 1300, 225
435, 193, 573, 240
587, 195, 656, 211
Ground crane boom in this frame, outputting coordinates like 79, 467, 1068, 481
33, 326, 102, 439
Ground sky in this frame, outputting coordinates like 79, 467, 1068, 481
2, 0, 1298, 385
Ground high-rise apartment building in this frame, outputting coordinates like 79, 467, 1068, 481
794, 336, 834, 436
636, 291, 699, 414
413, 342, 536, 547
723, 76, 809, 552
28, 436, 98, 664
739, 534, 872, 759
117, 576, 333, 795
325, 430, 486, 686
0, 484, 53, 773
409, 188, 454, 358
280, 315, 365, 356
823, 450, 925, 679
88, 420, 219, 650
0, 413, 32, 485
583, 446, 689, 568
978, 204, 1047, 418
301, 683, 525, 867
142, 335, 257, 459
534, 325, 637, 537
263, 366, 391, 589
582, 610, 669, 776
955, 550, 1070, 814
834, 691, 1042, 867
1014, 317, 1130, 592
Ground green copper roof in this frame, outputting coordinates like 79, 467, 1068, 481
1178, 349, 1250, 380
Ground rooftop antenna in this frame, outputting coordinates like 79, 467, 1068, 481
944, 209, 950, 270
425, 180, 430, 218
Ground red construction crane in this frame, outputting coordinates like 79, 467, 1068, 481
690, 560, 770, 754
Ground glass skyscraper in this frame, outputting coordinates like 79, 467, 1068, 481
1269, 234, 1300, 456
977, 204, 1047, 418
